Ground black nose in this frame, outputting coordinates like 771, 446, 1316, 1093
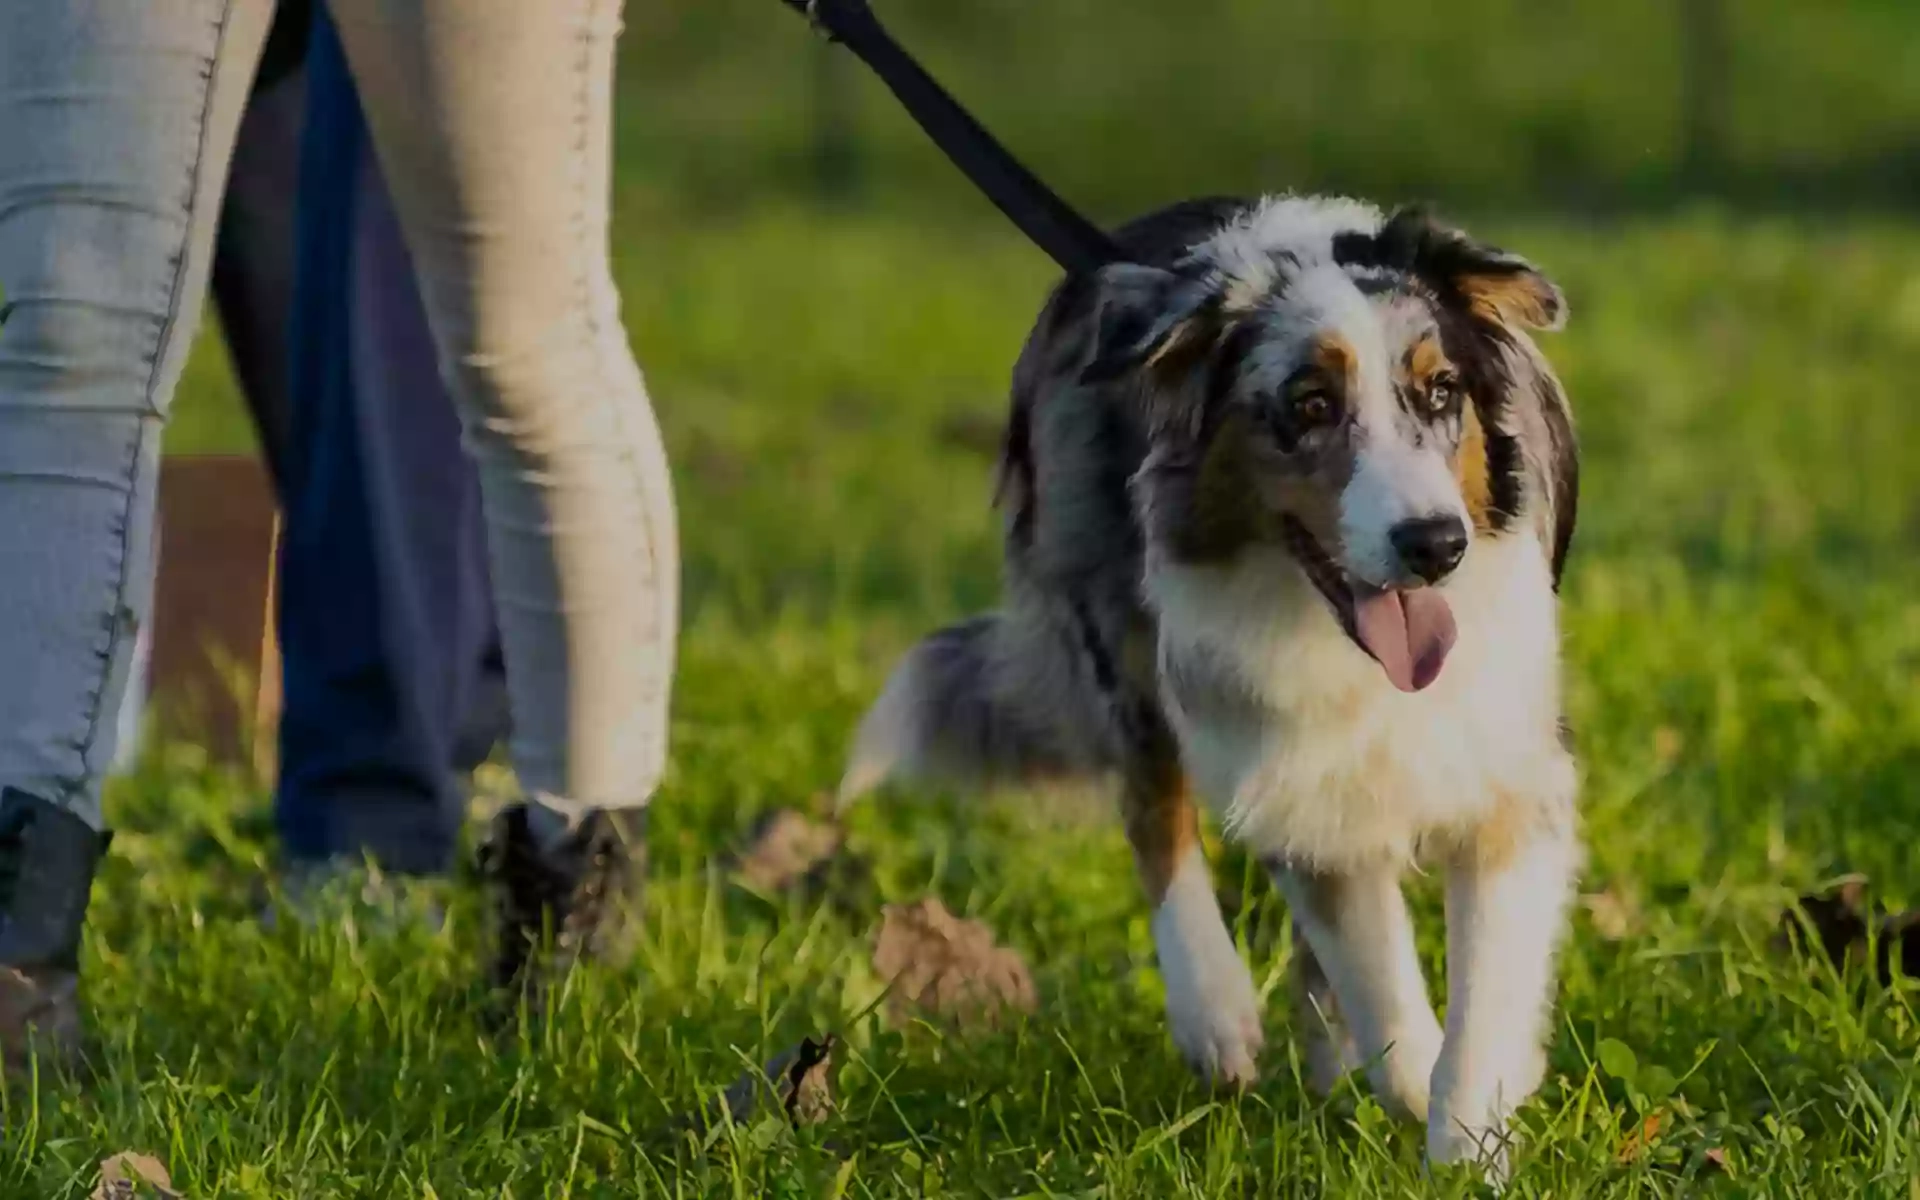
1390, 515, 1469, 583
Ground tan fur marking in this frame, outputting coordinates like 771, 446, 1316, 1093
1146, 315, 1218, 381
1447, 790, 1559, 874
1405, 336, 1450, 385
1310, 334, 1358, 390
1461, 274, 1558, 330
1455, 402, 1494, 533
1124, 760, 1200, 905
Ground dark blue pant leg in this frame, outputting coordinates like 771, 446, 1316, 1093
272, 10, 506, 877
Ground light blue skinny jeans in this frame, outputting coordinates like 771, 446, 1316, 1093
0, 0, 678, 836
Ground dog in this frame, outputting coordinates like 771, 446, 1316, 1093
835, 193, 1582, 1169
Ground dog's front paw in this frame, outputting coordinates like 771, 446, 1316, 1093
1154, 902, 1264, 1088
1374, 1018, 1444, 1122
1425, 1046, 1542, 1182
1426, 1108, 1513, 1184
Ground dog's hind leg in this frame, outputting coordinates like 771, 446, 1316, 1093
1289, 923, 1361, 1097
1269, 860, 1443, 1122
1124, 711, 1264, 1088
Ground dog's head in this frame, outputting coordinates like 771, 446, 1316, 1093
1085, 199, 1566, 693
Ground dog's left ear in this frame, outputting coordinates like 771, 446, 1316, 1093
1343, 207, 1566, 332
1079, 263, 1220, 385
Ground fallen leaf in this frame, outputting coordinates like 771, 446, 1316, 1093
729, 809, 844, 893
1776, 879, 1870, 963
93, 1152, 180, 1200
1879, 908, 1920, 983
1581, 887, 1641, 941
871, 898, 1037, 1028
712, 1034, 838, 1128
1775, 878, 1920, 984
722, 806, 874, 916
1615, 1110, 1670, 1163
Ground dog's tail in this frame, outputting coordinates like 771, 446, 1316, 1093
836, 611, 1104, 810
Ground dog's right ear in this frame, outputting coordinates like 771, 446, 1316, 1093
1079, 263, 1218, 386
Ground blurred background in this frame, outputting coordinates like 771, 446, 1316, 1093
621, 0, 1920, 221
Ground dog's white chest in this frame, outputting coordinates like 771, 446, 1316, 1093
1149, 534, 1572, 869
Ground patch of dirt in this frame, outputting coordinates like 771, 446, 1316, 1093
871, 897, 1037, 1028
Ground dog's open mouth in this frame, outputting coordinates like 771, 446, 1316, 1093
1282, 518, 1458, 693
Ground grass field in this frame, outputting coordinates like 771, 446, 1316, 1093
13, 203, 1916, 1196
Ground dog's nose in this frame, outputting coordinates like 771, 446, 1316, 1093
1390, 515, 1469, 583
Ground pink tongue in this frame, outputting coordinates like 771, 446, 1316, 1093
1352, 587, 1458, 693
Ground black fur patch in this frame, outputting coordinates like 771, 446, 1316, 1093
997, 409, 1038, 549
1538, 374, 1580, 588
1113, 197, 1257, 267
1338, 219, 1528, 533
1070, 597, 1119, 695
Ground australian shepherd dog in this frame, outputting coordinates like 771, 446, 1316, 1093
837, 193, 1581, 1170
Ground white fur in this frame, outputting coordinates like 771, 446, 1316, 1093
1149, 528, 1577, 1174
1271, 863, 1445, 1120
1338, 442, 1473, 586
1149, 531, 1572, 871
1428, 826, 1579, 1172
1152, 844, 1265, 1087
1192, 195, 1384, 290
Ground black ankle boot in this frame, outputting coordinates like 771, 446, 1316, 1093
0, 788, 112, 1072
479, 804, 647, 1004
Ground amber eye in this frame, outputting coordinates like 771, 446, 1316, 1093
1294, 387, 1335, 426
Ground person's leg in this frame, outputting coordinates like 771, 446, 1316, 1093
110, 0, 311, 777
0, 0, 272, 1067
326, 0, 679, 995
212, 59, 307, 494
274, 6, 505, 883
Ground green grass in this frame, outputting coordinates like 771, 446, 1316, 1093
18, 199, 1920, 1194
611, 0, 1920, 217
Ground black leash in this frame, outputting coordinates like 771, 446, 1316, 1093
778, 0, 1125, 276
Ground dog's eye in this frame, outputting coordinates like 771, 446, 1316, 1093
1423, 372, 1463, 418
1294, 388, 1334, 426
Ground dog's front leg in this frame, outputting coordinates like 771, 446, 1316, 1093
1427, 812, 1579, 1174
1270, 861, 1444, 1120
1124, 742, 1263, 1088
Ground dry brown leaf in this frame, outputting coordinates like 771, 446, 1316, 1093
1615, 1110, 1670, 1163
1880, 908, 1920, 983
1776, 878, 1920, 983
1580, 887, 1641, 941
730, 809, 844, 893
92, 1152, 179, 1200
872, 897, 1037, 1028
712, 1034, 837, 1128
1703, 1145, 1733, 1175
